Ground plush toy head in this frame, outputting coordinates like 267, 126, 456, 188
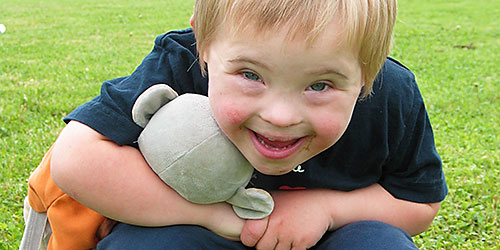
132, 84, 274, 219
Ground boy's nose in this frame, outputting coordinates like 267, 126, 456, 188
259, 98, 302, 128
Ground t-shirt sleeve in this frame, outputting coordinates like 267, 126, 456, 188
63, 29, 207, 146
378, 60, 448, 203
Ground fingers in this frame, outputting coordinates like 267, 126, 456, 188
240, 217, 269, 247
272, 240, 291, 250
254, 227, 310, 250
255, 237, 307, 250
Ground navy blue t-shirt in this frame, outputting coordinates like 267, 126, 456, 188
65, 28, 447, 204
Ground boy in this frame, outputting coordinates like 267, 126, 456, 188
44, 0, 447, 249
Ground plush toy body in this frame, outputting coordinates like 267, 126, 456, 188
132, 85, 274, 219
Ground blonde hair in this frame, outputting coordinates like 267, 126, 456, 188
192, 0, 397, 97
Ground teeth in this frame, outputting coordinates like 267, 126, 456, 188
257, 136, 292, 151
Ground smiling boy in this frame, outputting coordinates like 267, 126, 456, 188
45, 0, 447, 249
205, 17, 363, 176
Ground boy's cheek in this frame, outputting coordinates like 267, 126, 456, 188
222, 106, 246, 125
314, 118, 347, 144
211, 100, 248, 126
317, 116, 341, 134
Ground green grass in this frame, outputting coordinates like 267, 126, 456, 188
392, 1, 500, 249
1, 0, 498, 248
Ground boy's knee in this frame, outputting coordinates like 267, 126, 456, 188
316, 221, 418, 250
98, 224, 199, 250
97, 223, 247, 250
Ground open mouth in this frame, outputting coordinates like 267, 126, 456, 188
255, 133, 299, 150
249, 130, 306, 159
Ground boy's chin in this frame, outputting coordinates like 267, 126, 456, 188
252, 163, 297, 176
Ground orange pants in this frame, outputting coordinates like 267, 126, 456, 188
28, 145, 105, 250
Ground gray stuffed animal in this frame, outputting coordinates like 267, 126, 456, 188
131, 84, 274, 219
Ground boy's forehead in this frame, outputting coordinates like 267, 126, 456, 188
214, 1, 339, 42
215, 16, 352, 52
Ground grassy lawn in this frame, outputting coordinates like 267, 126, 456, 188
1, 0, 498, 248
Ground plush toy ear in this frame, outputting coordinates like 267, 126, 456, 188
227, 187, 274, 219
132, 84, 179, 128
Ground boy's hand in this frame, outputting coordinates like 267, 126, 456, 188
241, 190, 334, 250
203, 202, 246, 241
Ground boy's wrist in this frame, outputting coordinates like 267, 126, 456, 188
200, 202, 245, 240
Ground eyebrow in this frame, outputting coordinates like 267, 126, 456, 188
304, 67, 349, 80
227, 56, 349, 80
227, 56, 271, 71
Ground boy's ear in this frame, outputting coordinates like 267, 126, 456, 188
190, 14, 194, 28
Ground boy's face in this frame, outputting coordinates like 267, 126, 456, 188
204, 20, 363, 175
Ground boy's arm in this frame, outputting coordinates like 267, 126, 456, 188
241, 185, 441, 249
50, 120, 244, 240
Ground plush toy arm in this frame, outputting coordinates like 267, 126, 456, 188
132, 84, 178, 128
226, 187, 274, 219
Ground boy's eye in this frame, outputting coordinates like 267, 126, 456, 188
242, 72, 261, 82
307, 82, 328, 91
